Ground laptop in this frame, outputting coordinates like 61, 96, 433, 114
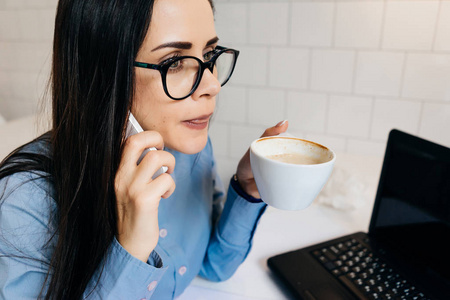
267, 129, 450, 300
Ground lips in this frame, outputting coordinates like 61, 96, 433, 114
182, 113, 213, 130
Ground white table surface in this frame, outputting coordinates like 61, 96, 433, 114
178, 153, 384, 300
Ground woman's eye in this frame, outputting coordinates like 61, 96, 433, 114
169, 60, 180, 69
167, 58, 185, 71
203, 51, 214, 61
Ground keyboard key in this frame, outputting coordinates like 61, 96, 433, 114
368, 279, 377, 285
323, 261, 336, 270
330, 245, 340, 254
332, 269, 341, 276
335, 260, 343, 267
339, 254, 348, 261
355, 278, 364, 286
337, 242, 348, 252
357, 250, 366, 257
322, 249, 337, 261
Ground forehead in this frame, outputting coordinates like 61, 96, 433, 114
145, 0, 216, 49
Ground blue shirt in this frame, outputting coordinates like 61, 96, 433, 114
0, 137, 267, 299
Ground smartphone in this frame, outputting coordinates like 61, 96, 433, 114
126, 112, 168, 179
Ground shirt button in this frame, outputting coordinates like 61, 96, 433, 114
147, 281, 158, 291
178, 266, 187, 276
159, 228, 168, 238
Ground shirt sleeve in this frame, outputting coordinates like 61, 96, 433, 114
0, 173, 168, 299
198, 141, 267, 282
84, 239, 168, 299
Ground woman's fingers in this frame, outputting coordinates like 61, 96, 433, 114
127, 172, 176, 214
260, 120, 288, 138
151, 173, 176, 199
133, 149, 175, 187
116, 130, 166, 188
121, 130, 165, 168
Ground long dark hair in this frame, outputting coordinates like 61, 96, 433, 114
46, 0, 156, 298
1, 0, 154, 299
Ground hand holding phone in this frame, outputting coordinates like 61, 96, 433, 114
116, 113, 175, 262
126, 112, 168, 179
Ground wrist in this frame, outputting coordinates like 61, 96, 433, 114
116, 232, 157, 263
231, 174, 262, 203
117, 240, 152, 263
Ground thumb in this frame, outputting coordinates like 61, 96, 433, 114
261, 120, 289, 138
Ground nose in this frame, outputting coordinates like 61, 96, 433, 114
191, 68, 221, 101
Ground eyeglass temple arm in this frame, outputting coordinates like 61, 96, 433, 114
134, 61, 159, 70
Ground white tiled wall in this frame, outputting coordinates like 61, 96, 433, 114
382, 1, 440, 51
0, 0, 56, 119
1, 0, 450, 182
212, 0, 450, 180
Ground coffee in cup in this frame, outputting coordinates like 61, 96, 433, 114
250, 136, 335, 210
266, 153, 324, 165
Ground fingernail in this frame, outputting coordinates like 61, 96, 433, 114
276, 120, 287, 127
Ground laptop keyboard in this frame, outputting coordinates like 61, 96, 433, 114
312, 238, 431, 300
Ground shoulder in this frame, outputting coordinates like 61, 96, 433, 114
1, 170, 54, 205
0, 171, 56, 228
0, 134, 56, 233
20, 132, 52, 157
0, 170, 56, 261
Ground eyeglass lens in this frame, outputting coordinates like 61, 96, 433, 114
165, 50, 236, 99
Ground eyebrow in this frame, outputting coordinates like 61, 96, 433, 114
151, 36, 219, 52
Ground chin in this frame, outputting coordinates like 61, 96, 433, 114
169, 133, 209, 155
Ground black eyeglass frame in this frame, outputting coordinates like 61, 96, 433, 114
134, 46, 240, 100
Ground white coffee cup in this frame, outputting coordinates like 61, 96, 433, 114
250, 136, 336, 210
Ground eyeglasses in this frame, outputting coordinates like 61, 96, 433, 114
134, 46, 239, 100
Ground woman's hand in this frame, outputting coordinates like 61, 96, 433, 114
235, 120, 289, 198
115, 131, 176, 262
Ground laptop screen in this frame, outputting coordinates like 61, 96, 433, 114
369, 130, 450, 287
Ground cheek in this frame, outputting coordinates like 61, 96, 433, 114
133, 74, 186, 138
133, 72, 170, 127
134, 73, 161, 110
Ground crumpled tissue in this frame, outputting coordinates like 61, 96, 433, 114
316, 166, 371, 211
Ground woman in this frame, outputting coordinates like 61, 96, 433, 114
0, 0, 288, 299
